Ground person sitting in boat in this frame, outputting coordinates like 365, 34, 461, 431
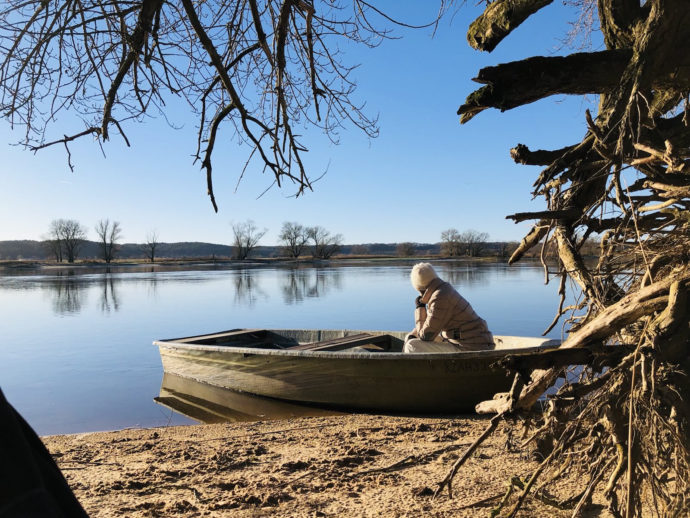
404, 262, 494, 352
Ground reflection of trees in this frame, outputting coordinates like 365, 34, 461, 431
47, 271, 86, 315
145, 269, 159, 300
281, 268, 343, 305
438, 264, 491, 288
99, 273, 121, 314
233, 270, 267, 306
43, 271, 123, 315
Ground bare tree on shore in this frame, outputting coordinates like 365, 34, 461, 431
143, 230, 160, 263
278, 222, 310, 259
60, 220, 87, 263
460, 230, 488, 257
231, 220, 267, 260
95, 219, 122, 263
441, 229, 489, 257
43, 220, 64, 262
396, 242, 416, 258
308, 226, 342, 259
440, 229, 463, 257
46, 219, 87, 263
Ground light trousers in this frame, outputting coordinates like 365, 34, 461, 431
403, 337, 463, 353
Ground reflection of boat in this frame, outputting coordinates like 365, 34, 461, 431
155, 372, 341, 424
154, 329, 560, 413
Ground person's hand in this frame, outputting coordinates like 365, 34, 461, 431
415, 295, 425, 308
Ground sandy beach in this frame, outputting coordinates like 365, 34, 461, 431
42, 414, 607, 517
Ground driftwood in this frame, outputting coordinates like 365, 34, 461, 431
458, 50, 634, 123
466, 0, 553, 52
439, 1, 690, 516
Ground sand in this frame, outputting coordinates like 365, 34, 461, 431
41, 414, 611, 517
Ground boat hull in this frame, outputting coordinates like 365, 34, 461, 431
155, 329, 559, 413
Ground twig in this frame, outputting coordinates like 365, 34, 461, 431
434, 414, 502, 499
353, 442, 470, 477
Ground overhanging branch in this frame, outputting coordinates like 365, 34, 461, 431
467, 0, 553, 52
458, 50, 632, 123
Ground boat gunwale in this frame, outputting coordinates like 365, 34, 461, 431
154, 329, 561, 361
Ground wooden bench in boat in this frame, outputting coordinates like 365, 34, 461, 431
175, 329, 270, 344
173, 329, 295, 349
286, 333, 390, 352
169, 329, 391, 352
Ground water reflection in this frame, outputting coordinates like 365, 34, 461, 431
21, 271, 125, 316
232, 269, 267, 306
155, 373, 339, 424
99, 274, 121, 314
439, 264, 492, 288
395, 262, 495, 291
281, 268, 343, 304
1, 261, 563, 434
144, 270, 159, 300
47, 273, 86, 315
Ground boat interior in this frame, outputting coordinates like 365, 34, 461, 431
168, 329, 405, 353
160, 329, 561, 354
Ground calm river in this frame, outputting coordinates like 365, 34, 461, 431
0, 260, 564, 435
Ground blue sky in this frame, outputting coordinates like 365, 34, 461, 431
0, 2, 600, 246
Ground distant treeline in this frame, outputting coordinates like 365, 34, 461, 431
0, 240, 523, 261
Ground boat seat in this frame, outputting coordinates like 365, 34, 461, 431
286, 333, 390, 352
176, 329, 270, 345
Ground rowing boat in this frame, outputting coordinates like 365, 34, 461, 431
154, 329, 559, 413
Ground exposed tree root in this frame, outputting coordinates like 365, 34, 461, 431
438, 1, 690, 515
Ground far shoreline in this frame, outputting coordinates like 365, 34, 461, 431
0, 254, 506, 273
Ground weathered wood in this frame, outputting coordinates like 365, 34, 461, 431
555, 226, 599, 305
511, 272, 690, 411
506, 208, 580, 223
467, 0, 553, 52
598, 0, 643, 49
476, 273, 690, 414
508, 223, 549, 265
475, 393, 511, 414
656, 113, 690, 148
457, 0, 690, 513
287, 333, 389, 351
533, 134, 595, 189
458, 50, 632, 123
459, 47, 690, 124
496, 345, 628, 376
651, 281, 690, 362
510, 143, 574, 166
174, 329, 268, 344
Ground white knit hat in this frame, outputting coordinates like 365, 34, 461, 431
410, 262, 438, 291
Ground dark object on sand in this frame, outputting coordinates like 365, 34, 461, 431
0, 389, 88, 517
